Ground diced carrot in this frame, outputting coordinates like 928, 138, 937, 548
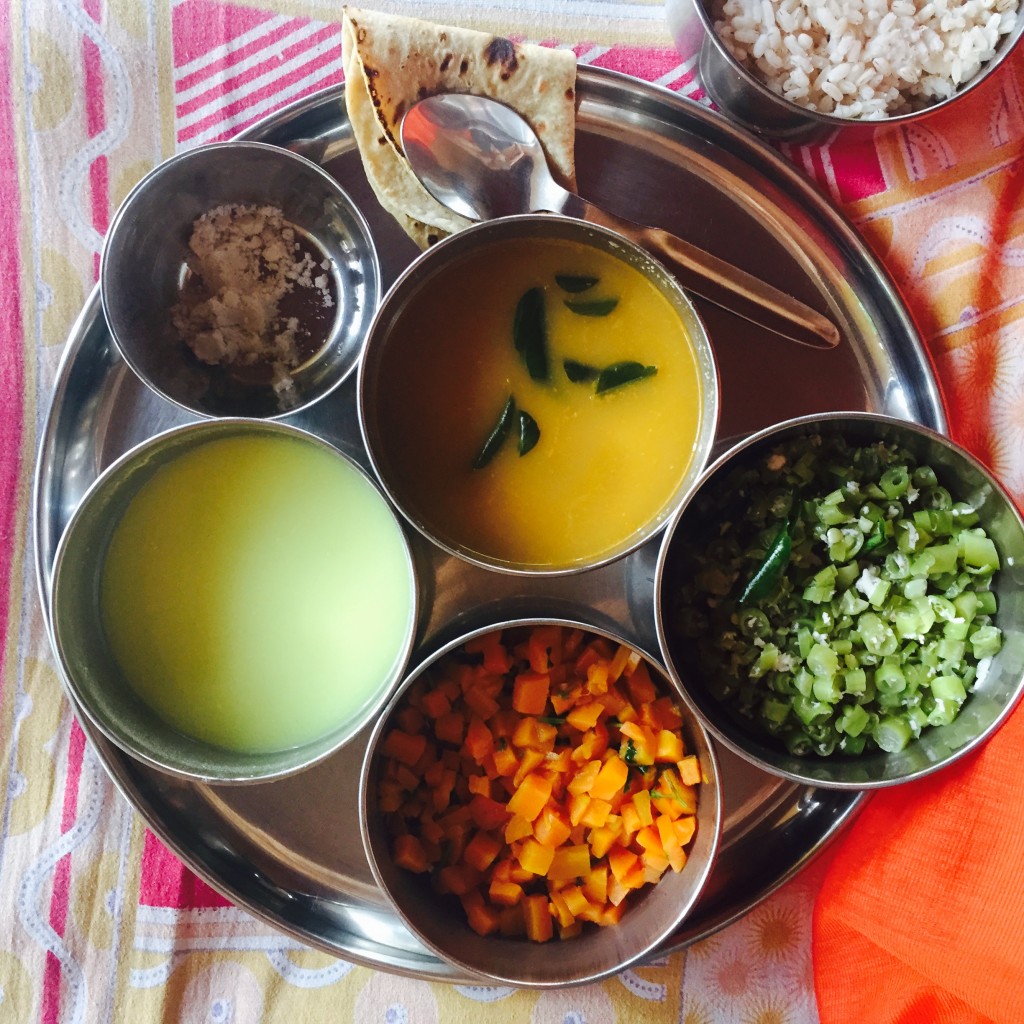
488, 878, 524, 907
548, 888, 575, 929
499, 904, 526, 936
430, 768, 456, 812
567, 760, 601, 795
674, 815, 697, 848
677, 755, 702, 786
491, 745, 519, 777
518, 837, 555, 876
631, 789, 654, 827
573, 644, 602, 676
548, 844, 590, 882
377, 781, 403, 813
656, 813, 685, 873
607, 846, 639, 885
544, 748, 572, 774
393, 834, 429, 874
607, 644, 632, 684
396, 705, 425, 736
558, 920, 584, 940
566, 700, 604, 731
588, 825, 618, 859
464, 686, 500, 722
585, 661, 609, 695
654, 767, 698, 815
438, 863, 481, 896
597, 684, 629, 717
561, 885, 592, 919
634, 824, 663, 858
505, 814, 534, 844
464, 716, 494, 762
619, 721, 656, 766
522, 894, 553, 943
464, 831, 503, 873
420, 688, 452, 719
527, 626, 562, 674
583, 864, 608, 906
467, 794, 509, 831
646, 695, 684, 731
642, 851, 671, 883
420, 815, 444, 846
461, 889, 502, 936
621, 648, 643, 678
607, 873, 629, 907
513, 671, 551, 716
625, 660, 656, 704
467, 774, 491, 799
506, 772, 552, 822
579, 797, 612, 830
513, 748, 546, 788
512, 716, 556, 751
589, 756, 628, 802
561, 628, 586, 658
655, 729, 685, 763
568, 791, 591, 827
597, 901, 626, 926
534, 805, 572, 848
434, 711, 465, 745
550, 685, 580, 715
381, 728, 427, 767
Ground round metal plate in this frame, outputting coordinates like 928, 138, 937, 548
34, 66, 945, 981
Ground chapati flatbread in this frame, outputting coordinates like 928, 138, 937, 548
342, 7, 577, 248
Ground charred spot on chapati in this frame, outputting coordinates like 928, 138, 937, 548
484, 37, 519, 79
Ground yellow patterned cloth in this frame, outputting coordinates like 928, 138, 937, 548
2, 2, 1022, 1022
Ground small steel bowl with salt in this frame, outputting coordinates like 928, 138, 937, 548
101, 140, 380, 418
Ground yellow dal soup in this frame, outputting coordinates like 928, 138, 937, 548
100, 432, 415, 754
374, 236, 708, 568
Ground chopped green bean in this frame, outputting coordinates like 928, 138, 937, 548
671, 433, 1003, 758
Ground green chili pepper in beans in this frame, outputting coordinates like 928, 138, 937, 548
738, 521, 792, 605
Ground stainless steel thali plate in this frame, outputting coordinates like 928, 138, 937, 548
34, 66, 945, 981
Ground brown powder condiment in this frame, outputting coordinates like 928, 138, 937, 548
172, 203, 334, 393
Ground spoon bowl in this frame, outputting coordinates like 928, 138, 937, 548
401, 93, 840, 350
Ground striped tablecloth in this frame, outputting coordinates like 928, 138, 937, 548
2, 2, 1022, 1022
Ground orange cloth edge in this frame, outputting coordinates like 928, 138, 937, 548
813, 699, 1024, 1024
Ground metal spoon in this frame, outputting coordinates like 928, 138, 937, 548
400, 93, 840, 350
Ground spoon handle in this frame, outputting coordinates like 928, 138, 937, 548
562, 197, 841, 350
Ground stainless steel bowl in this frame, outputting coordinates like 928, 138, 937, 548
359, 616, 722, 987
667, 0, 1024, 142
49, 418, 418, 784
358, 213, 720, 577
101, 141, 380, 418
655, 411, 1024, 788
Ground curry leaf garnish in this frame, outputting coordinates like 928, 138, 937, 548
472, 395, 516, 469
555, 274, 599, 293
517, 410, 540, 456
513, 287, 549, 382
564, 296, 619, 317
563, 359, 600, 383
595, 361, 657, 394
